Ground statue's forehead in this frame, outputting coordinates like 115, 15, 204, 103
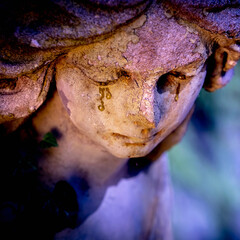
123, 4, 205, 74
66, 4, 206, 80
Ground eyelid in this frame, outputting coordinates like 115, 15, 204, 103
98, 80, 118, 86
170, 71, 185, 78
169, 72, 194, 81
93, 70, 131, 86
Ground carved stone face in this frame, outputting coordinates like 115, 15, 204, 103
55, 5, 207, 158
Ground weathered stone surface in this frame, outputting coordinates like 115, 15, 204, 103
0, 63, 53, 123
86, 0, 147, 7
163, 0, 240, 38
0, 0, 150, 78
55, 2, 207, 158
0, 1, 240, 239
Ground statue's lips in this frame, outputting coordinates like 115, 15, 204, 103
110, 131, 163, 143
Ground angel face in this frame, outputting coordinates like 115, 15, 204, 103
55, 5, 207, 158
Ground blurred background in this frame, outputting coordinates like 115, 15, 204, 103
169, 63, 240, 240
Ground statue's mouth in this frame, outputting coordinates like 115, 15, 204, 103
110, 132, 160, 143
109, 127, 167, 147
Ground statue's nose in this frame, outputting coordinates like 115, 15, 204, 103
139, 82, 161, 128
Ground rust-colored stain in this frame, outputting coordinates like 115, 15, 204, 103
125, 142, 146, 147
111, 133, 129, 139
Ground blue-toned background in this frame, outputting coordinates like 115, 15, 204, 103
169, 63, 240, 240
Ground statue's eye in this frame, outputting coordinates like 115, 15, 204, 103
0, 78, 17, 90
117, 70, 130, 79
94, 69, 130, 86
156, 71, 192, 94
169, 71, 186, 81
0, 78, 18, 94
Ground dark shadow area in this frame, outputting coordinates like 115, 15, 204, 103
0, 122, 77, 240
0, 118, 156, 240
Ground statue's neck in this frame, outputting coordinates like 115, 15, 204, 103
31, 89, 128, 187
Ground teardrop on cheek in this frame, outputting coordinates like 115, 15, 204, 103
98, 101, 105, 111
98, 87, 105, 111
106, 87, 112, 99
175, 83, 181, 102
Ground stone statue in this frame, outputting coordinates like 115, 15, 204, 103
0, 1, 240, 239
